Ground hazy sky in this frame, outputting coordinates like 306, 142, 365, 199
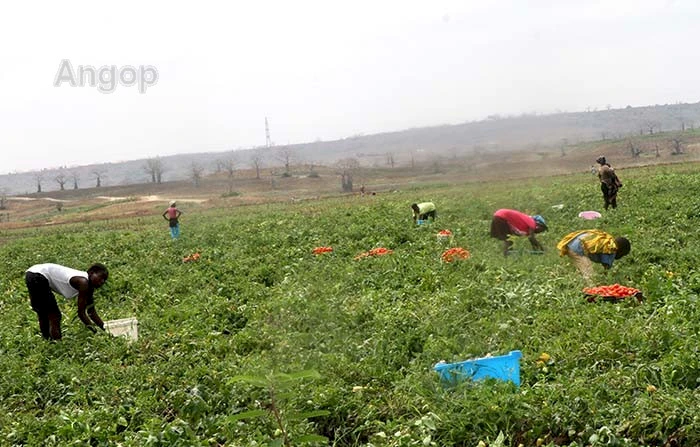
1, 0, 699, 173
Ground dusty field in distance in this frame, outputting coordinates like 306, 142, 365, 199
2, 139, 699, 230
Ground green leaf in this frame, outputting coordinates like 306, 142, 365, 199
296, 434, 329, 443
227, 409, 268, 421
286, 410, 331, 421
228, 375, 268, 386
491, 431, 505, 447
283, 369, 322, 381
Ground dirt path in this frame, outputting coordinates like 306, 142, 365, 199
12, 195, 209, 204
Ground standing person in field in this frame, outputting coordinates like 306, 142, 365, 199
490, 208, 548, 255
162, 200, 182, 239
25, 263, 109, 340
596, 156, 623, 210
557, 229, 630, 282
411, 202, 437, 223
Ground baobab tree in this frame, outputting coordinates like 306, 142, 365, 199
54, 170, 67, 190
144, 157, 166, 184
189, 162, 205, 188
275, 147, 294, 175
70, 171, 80, 189
33, 171, 45, 193
336, 157, 360, 192
91, 169, 107, 187
218, 156, 237, 192
250, 151, 264, 179
385, 152, 396, 168
0, 188, 8, 210
560, 138, 568, 157
628, 139, 641, 158
671, 138, 684, 155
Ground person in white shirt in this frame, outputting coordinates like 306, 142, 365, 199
25, 263, 109, 340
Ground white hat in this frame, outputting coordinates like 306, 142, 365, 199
169, 200, 176, 206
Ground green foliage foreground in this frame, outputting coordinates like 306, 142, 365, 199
2, 164, 700, 446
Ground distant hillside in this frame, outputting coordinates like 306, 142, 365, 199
2, 101, 700, 195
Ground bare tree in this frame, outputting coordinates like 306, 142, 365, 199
275, 147, 294, 175
218, 157, 237, 191
645, 120, 659, 135
655, 143, 660, 158
91, 169, 107, 187
385, 152, 396, 168
628, 139, 641, 158
0, 188, 8, 210
54, 170, 67, 190
671, 137, 684, 155
250, 151, 264, 179
144, 157, 165, 184
70, 171, 80, 189
560, 138, 568, 156
336, 157, 360, 192
190, 162, 205, 188
33, 171, 45, 193
306, 159, 320, 177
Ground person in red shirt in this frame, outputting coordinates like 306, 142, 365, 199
162, 200, 182, 239
490, 209, 548, 256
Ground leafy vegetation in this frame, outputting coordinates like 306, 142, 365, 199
2, 163, 700, 446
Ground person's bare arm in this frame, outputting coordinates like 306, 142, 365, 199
72, 277, 104, 331
528, 232, 544, 251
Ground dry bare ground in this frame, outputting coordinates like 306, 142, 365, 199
2, 139, 699, 230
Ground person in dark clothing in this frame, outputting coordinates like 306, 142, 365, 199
596, 156, 622, 210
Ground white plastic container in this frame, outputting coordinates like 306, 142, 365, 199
104, 317, 139, 341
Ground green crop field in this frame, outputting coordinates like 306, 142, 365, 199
2, 163, 700, 446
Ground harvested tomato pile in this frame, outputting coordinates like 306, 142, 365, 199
182, 252, 201, 262
437, 229, 453, 237
312, 246, 333, 255
354, 247, 393, 260
583, 284, 642, 302
441, 247, 470, 263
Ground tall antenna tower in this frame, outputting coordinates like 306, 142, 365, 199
265, 117, 272, 148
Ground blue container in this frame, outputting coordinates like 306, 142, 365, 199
416, 219, 429, 225
434, 350, 522, 386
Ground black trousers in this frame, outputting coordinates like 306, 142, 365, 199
25, 272, 62, 340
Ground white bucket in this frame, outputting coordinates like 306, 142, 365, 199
104, 317, 139, 341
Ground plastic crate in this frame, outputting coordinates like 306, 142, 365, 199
104, 317, 139, 341
434, 350, 522, 386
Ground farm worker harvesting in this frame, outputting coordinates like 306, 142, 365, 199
490, 209, 548, 256
411, 202, 436, 223
596, 156, 623, 210
25, 263, 109, 340
162, 200, 182, 239
557, 229, 630, 282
